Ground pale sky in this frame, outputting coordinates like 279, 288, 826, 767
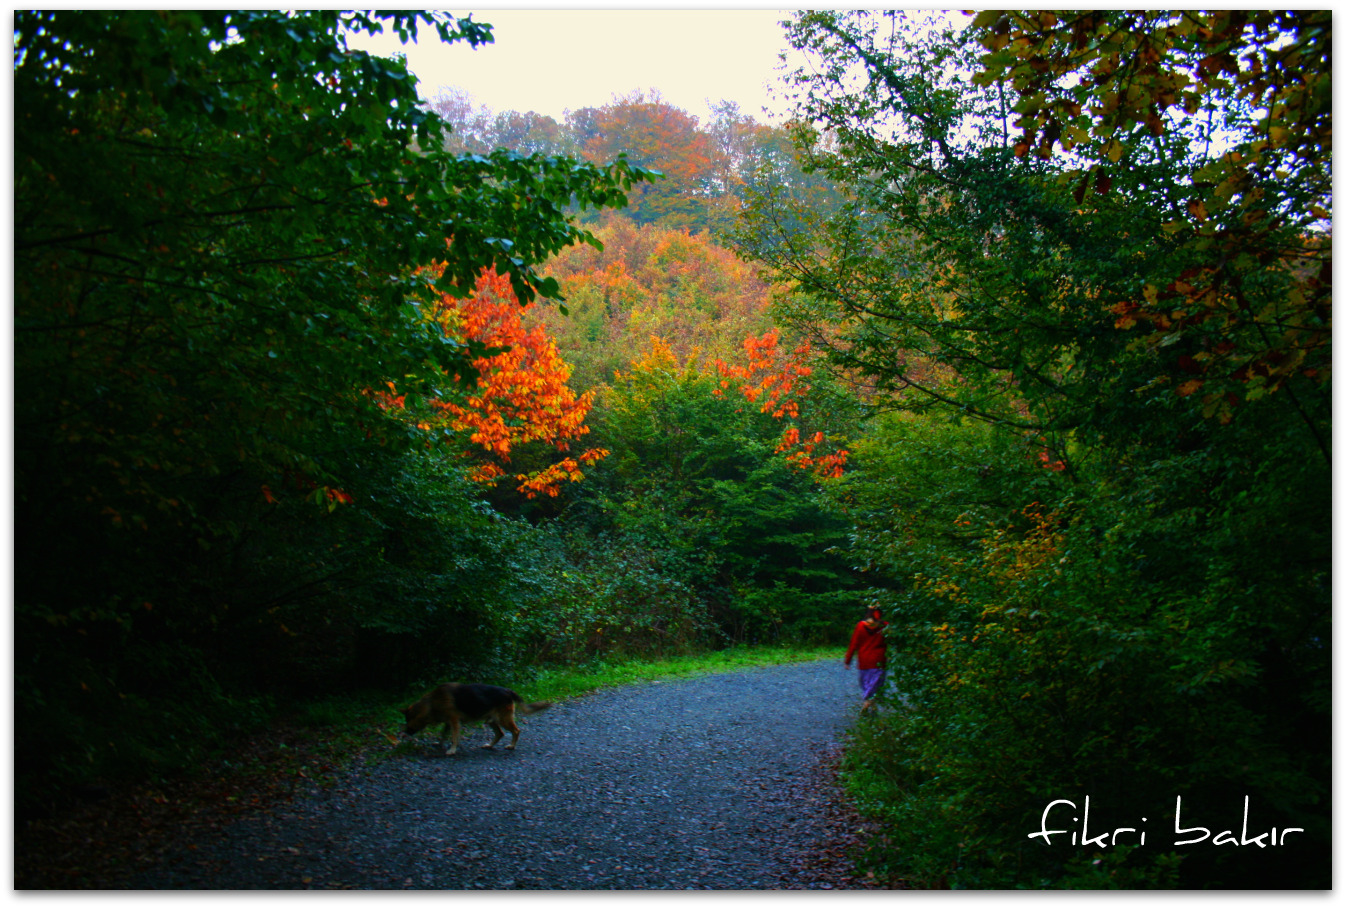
346, 8, 800, 125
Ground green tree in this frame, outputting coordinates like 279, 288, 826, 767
745, 10, 1328, 470
746, 10, 1330, 888
834, 407, 1329, 889
14, 10, 649, 805
573, 338, 862, 643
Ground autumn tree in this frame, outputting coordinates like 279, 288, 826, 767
571, 91, 726, 231
527, 216, 781, 387
714, 330, 849, 479
416, 268, 608, 500
426, 90, 826, 235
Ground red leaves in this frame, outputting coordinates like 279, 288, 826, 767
716, 330, 848, 479
426, 267, 607, 499
1035, 449, 1067, 472
715, 329, 812, 419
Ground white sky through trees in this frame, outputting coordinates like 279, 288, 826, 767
346, 9, 799, 124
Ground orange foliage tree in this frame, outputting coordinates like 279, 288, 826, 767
714, 329, 849, 478
396, 268, 607, 499
571, 91, 724, 230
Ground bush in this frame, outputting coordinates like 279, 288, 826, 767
504, 535, 716, 667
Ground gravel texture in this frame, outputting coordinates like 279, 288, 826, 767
130, 658, 874, 890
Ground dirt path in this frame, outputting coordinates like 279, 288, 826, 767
128, 659, 879, 890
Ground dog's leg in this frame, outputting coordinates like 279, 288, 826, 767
500, 704, 522, 750
445, 715, 462, 756
484, 719, 504, 749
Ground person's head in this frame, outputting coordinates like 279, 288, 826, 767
865, 606, 882, 623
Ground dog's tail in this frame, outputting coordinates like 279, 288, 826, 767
513, 695, 552, 716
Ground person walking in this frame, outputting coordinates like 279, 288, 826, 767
844, 605, 888, 711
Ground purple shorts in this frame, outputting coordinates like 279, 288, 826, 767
858, 668, 886, 700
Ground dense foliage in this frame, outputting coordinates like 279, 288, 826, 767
525, 215, 781, 387
569, 336, 863, 643
431, 89, 841, 235
736, 9, 1330, 889
13, 10, 654, 811
13, 10, 856, 822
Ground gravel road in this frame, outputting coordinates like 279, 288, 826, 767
131, 658, 869, 890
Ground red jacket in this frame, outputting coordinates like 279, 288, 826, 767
845, 620, 887, 670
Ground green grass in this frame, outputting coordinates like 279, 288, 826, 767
517, 643, 836, 704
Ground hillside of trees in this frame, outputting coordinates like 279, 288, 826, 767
14, 10, 1330, 889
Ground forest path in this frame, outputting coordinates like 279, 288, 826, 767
131, 659, 879, 890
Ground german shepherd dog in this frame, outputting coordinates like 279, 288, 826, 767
400, 683, 552, 755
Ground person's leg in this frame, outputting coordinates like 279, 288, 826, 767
859, 668, 886, 710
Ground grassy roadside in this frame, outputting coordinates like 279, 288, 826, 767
517, 643, 836, 704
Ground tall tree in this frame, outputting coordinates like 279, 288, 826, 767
970, 10, 1331, 444
13, 10, 649, 800
744, 9, 1331, 888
